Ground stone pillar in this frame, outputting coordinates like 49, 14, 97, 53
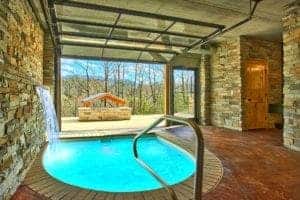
200, 54, 211, 125
282, 1, 300, 151
43, 32, 55, 95
210, 38, 243, 130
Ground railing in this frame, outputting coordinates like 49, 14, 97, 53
133, 115, 204, 200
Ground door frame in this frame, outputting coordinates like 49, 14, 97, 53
244, 59, 269, 129
169, 66, 200, 123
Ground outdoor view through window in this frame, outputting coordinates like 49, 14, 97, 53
61, 58, 194, 118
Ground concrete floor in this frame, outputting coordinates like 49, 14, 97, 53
201, 127, 300, 200
166, 126, 300, 199
12, 126, 300, 200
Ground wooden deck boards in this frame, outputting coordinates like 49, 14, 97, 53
22, 133, 223, 200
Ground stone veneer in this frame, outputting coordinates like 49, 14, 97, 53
282, 1, 300, 151
0, 0, 49, 199
210, 38, 243, 130
210, 37, 283, 130
200, 54, 211, 125
240, 36, 283, 129
43, 33, 55, 95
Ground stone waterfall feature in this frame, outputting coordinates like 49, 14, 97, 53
36, 86, 60, 145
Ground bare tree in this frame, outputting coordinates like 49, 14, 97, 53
138, 67, 144, 112
121, 64, 125, 98
181, 71, 187, 104
131, 64, 138, 113
61, 60, 166, 116
148, 65, 157, 105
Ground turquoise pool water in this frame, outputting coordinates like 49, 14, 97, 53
43, 136, 195, 192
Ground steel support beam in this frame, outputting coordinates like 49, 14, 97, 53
186, 0, 261, 51
40, 0, 56, 46
48, 0, 62, 130
137, 21, 176, 62
145, 21, 176, 49
148, 52, 168, 63
48, 0, 60, 48
54, 0, 225, 29
27, 0, 47, 31
102, 13, 122, 57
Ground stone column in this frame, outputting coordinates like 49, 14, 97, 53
282, 1, 300, 151
43, 32, 55, 95
200, 54, 211, 125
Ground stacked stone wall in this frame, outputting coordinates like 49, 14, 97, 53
0, 0, 46, 199
282, 1, 300, 151
200, 54, 211, 125
210, 38, 243, 130
43, 33, 54, 95
210, 36, 283, 130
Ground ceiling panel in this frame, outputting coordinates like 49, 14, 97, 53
64, 0, 293, 41
61, 45, 169, 63
60, 35, 106, 45
117, 14, 174, 31
169, 22, 216, 37
59, 22, 111, 36
55, 5, 118, 24
106, 40, 147, 49
112, 29, 160, 41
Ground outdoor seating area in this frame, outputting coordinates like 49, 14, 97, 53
78, 93, 131, 121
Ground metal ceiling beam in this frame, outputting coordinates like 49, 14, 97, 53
61, 55, 167, 64
48, 0, 60, 48
59, 31, 189, 48
40, 0, 56, 46
59, 41, 178, 54
144, 21, 176, 50
148, 52, 168, 63
102, 13, 122, 57
184, 29, 219, 51
186, 0, 261, 51
48, 0, 62, 130
57, 18, 204, 40
137, 21, 176, 62
54, 0, 225, 29
27, 0, 47, 31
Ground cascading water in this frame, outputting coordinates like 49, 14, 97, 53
36, 86, 60, 146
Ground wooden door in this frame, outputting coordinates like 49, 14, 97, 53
244, 60, 268, 129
